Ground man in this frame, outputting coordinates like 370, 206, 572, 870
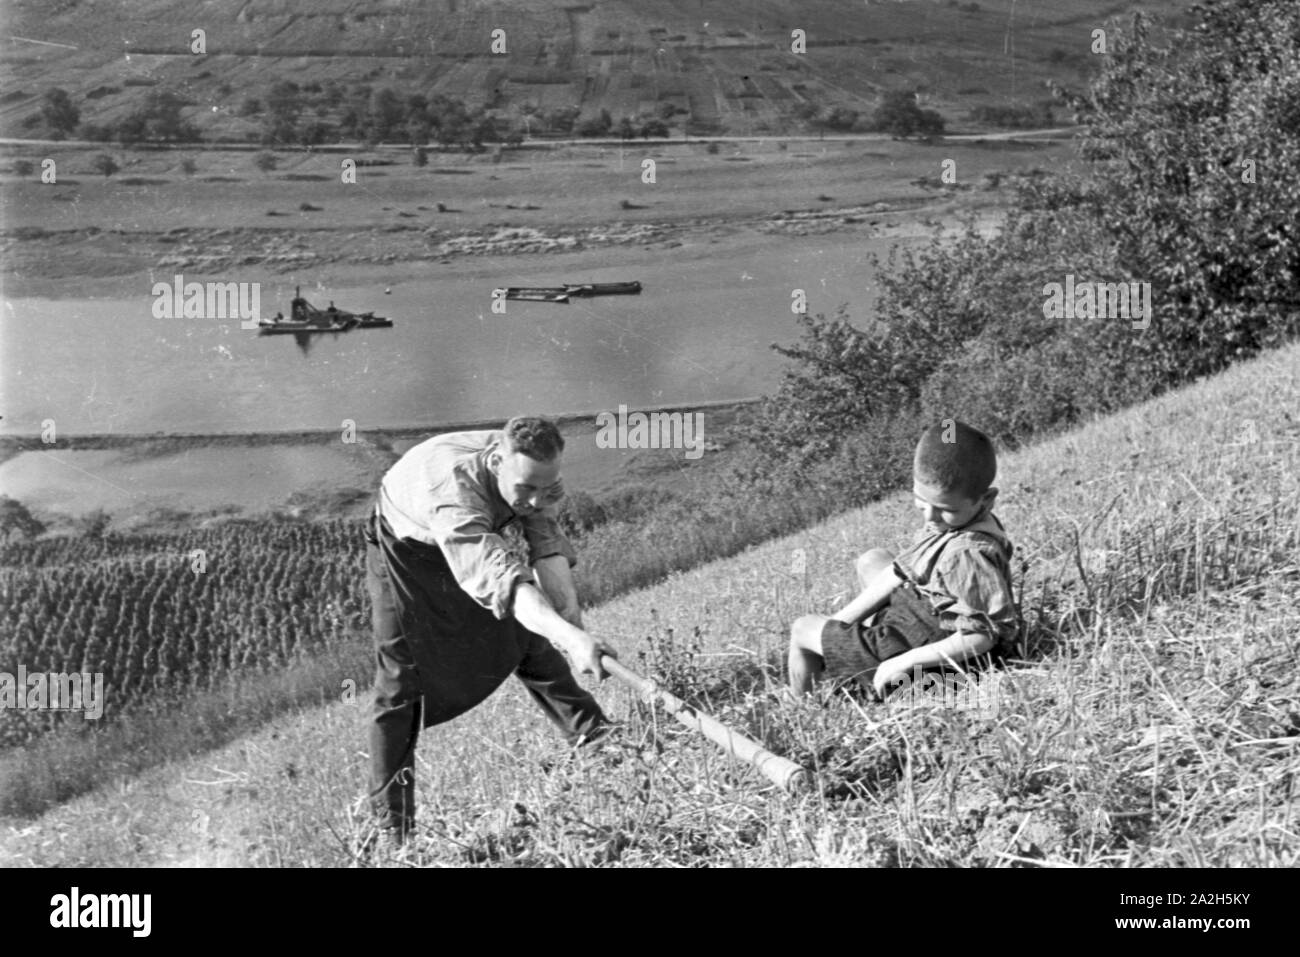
363, 415, 618, 847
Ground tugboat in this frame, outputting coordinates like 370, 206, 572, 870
257, 287, 392, 334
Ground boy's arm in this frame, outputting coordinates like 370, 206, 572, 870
832, 564, 903, 624
872, 630, 996, 695
873, 544, 1013, 693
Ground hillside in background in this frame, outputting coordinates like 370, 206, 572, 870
2, 0, 1191, 140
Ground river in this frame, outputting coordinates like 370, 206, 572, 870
1, 236, 883, 435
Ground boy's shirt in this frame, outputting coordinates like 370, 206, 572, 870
891, 505, 1019, 651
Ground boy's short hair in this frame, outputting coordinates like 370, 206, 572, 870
914, 420, 997, 501
503, 415, 565, 462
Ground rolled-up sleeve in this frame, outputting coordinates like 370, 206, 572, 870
426, 494, 536, 621
932, 545, 1019, 646
521, 507, 578, 568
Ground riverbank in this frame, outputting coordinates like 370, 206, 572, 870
0, 399, 756, 533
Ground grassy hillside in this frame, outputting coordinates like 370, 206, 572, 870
3, 340, 1295, 867
1, 0, 1191, 139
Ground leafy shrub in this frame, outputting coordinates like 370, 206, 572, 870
762, 0, 1300, 467
556, 490, 608, 537
874, 90, 944, 138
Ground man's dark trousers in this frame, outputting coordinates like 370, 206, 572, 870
364, 505, 607, 834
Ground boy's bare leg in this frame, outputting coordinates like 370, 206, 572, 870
788, 549, 897, 696
787, 614, 830, 695
856, 548, 895, 591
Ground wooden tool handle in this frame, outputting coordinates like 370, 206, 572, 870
603, 656, 808, 793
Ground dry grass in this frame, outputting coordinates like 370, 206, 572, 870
2, 343, 1296, 867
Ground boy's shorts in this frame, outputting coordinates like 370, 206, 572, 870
819, 581, 949, 693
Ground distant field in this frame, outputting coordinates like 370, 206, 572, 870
0, 0, 1194, 139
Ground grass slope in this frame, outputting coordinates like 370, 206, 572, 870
3, 342, 1296, 867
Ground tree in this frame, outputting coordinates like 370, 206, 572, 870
253, 151, 278, 173
114, 112, 148, 145
470, 113, 497, 149
80, 508, 112, 539
435, 115, 466, 148
0, 495, 45, 542
545, 105, 579, 134
299, 121, 332, 147
640, 118, 670, 139
137, 90, 198, 141
577, 110, 613, 137
761, 0, 1300, 459
819, 106, 859, 131
41, 88, 79, 139
406, 116, 431, 146
874, 90, 944, 138
76, 121, 112, 141
367, 87, 405, 143
12, 159, 34, 176
260, 81, 300, 146
92, 153, 119, 177
1052, 0, 1300, 382
616, 116, 636, 140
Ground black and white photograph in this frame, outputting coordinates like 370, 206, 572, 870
0, 0, 1294, 893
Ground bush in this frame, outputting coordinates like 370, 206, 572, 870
576, 112, 613, 137
969, 102, 1054, 129
874, 90, 945, 138
761, 0, 1300, 469
76, 122, 111, 141
1052, 0, 1300, 384
79, 509, 112, 539
91, 153, 118, 177
597, 484, 680, 524
556, 491, 608, 538
919, 343, 1079, 446
818, 106, 859, 132
640, 119, 670, 139
41, 88, 79, 138
0, 495, 45, 542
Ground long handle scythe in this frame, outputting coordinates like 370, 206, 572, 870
601, 655, 809, 793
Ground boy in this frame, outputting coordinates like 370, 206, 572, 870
364, 415, 618, 849
788, 420, 1017, 699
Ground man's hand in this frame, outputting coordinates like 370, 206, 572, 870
512, 581, 613, 679
565, 630, 617, 681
